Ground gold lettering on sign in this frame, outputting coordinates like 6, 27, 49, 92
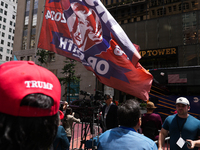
171, 48, 176, 54
157, 49, 165, 55
166, 49, 171, 54
140, 47, 177, 57
147, 50, 152, 56
152, 50, 158, 56
142, 51, 146, 57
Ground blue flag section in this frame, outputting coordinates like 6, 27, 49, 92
37, 0, 153, 100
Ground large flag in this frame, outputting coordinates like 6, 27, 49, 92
37, 0, 153, 100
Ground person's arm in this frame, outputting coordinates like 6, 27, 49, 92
63, 102, 68, 111
187, 122, 200, 149
72, 115, 81, 123
186, 137, 200, 149
158, 128, 168, 150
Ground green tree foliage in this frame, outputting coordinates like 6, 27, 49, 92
59, 59, 80, 101
36, 49, 49, 65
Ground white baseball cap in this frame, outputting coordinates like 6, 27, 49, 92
176, 97, 190, 105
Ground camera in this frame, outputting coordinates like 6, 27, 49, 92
80, 90, 91, 97
94, 90, 105, 101
78, 90, 104, 118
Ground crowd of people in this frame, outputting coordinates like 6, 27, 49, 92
1, 61, 200, 150
98, 96, 200, 150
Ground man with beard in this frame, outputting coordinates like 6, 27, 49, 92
158, 97, 200, 150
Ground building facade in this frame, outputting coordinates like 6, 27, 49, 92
102, 0, 200, 119
0, 0, 17, 64
13, 0, 96, 101
13, 0, 200, 105
102, 0, 200, 96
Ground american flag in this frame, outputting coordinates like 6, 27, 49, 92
168, 74, 187, 83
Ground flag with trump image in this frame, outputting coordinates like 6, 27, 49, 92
37, 0, 153, 101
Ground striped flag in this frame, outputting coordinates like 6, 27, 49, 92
168, 74, 187, 83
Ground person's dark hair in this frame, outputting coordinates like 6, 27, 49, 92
104, 94, 113, 100
117, 99, 141, 128
0, 93, 59, 150
65, 107, 72, 116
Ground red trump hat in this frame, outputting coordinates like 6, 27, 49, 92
59, 110, 64, 120
0, 61, 61, 117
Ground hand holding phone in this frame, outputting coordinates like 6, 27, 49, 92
186, 141, 191, 147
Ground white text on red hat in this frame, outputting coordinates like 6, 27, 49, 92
24, 81, 53, 90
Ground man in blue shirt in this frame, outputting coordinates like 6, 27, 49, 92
98, 99, 157, 150
158, 97, 200, 150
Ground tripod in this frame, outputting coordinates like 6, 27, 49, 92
79, 107, 101, 150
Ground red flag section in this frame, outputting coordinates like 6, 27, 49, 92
37, 0, 153, 100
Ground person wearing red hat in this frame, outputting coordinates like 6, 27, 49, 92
0, 61, 61, 150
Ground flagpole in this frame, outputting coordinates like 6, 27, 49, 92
34, 0, 46, 63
